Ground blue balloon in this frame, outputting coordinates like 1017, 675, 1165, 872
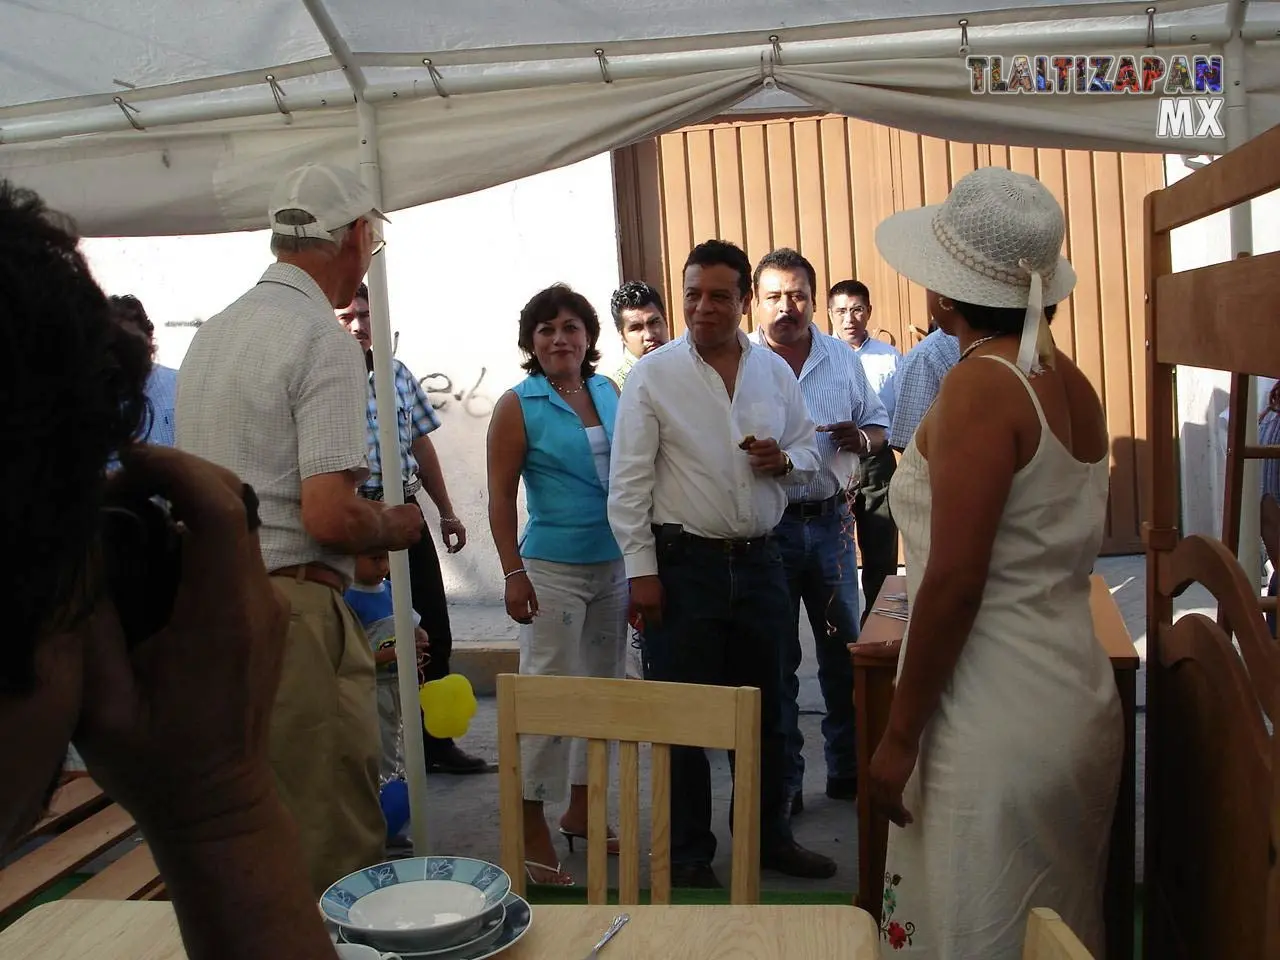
380, 778, 410, 841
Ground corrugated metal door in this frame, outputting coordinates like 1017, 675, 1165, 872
612, 114, 1164, 555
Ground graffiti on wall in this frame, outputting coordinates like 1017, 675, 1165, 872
423, 369, 494, 419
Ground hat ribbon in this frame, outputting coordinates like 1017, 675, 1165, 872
1016, 258, 1054, 375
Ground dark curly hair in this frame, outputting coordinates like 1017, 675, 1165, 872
0, 181, 151, 695
517, 283, 601, 379
608, 281, 666, 332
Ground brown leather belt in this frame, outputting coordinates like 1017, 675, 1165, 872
270, 563, 345, 593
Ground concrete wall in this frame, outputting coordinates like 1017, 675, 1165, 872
82, 152, 624, 607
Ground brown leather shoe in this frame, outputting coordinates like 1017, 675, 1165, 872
762, 841, 837, 879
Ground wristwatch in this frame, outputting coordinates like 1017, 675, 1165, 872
780, 451, 795, 476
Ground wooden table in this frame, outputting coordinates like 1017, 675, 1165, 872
0, 900, 882, 959
850, 574, 1139, 960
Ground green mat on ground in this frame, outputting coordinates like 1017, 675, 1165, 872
0, 874, 89, 932
524, 885, 855, 906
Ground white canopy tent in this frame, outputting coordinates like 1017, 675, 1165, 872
2, 1, 1278, 236
4, 0, 1275, 856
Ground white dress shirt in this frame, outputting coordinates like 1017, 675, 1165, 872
754, 325, 890, 503
850, 335, 902, 423
608, 330, 821, 579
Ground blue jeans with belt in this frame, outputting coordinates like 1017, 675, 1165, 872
773, 498, 860, 798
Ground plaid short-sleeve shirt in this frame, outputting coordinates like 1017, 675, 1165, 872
363, 358, 442, 491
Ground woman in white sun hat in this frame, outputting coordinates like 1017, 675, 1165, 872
867, 166, 1123, 959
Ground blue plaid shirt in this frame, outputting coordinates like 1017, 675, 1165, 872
889, 329, 961, 450
143, 364, 179, 447
363, 358, 441, 491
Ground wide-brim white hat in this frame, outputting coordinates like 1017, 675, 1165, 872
874, 166, 1076, 309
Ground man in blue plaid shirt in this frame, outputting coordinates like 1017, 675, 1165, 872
337, 284, 491, 775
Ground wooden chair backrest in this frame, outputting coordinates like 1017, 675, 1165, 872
1146, 535, 1279, 959
1022, 908, 1094, 960
496, 674, 761, 905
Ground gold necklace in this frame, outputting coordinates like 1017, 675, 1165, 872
551, 378, 584, 395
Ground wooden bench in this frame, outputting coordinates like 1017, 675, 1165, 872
849, 574, 1138, 960
0, 779, 164, 917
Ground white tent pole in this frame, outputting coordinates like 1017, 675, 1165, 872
1224, 2, 1259, 587
0, 18, 1246, 146
301, 0, 432, 858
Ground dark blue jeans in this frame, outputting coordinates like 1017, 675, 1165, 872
639, 529, 794, 866
774, 503, 860, 798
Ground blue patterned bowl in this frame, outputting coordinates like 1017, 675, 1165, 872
321, 857, 511, 951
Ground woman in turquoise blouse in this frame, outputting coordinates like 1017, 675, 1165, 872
487, 283, 627, 886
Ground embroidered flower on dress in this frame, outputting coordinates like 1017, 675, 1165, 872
878, 872, 915, 950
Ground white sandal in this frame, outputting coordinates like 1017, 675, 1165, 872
524, 859, 574, 886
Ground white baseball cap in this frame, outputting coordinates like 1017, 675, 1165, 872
267, 163, 389, 241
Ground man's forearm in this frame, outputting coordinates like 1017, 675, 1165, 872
312, 497, 409, 554
412, 438, 455, 517
145, 797, 337, 960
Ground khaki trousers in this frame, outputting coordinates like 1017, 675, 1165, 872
270, 576, 386, 895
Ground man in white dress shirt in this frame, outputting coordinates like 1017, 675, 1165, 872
608, 239, 837, 886
829, 279, 903, 623
753, 252, 889, 817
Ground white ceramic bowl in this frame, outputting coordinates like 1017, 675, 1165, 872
321, 857, 511, 952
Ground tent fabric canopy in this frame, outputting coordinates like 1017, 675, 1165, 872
2, 0, 1277, 236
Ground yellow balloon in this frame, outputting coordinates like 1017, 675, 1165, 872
419, 674, 478, 740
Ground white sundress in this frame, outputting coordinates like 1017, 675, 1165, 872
879, 355, 1124, 959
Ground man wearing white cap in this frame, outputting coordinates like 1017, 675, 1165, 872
177, 162, 425, 894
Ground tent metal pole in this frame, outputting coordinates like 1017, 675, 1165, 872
301, 0, 433, 858
1224, 1, 1259, 588
0, 19, 1250, 146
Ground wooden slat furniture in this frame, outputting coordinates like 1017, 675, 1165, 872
1144, 122, 1280, 960
1023, 907, 1095, 960
0, 900, 881, 959
497, 674, 761, 904
0, 780, 164, 916
850, 574, 1139, 960
22, 778, 108, 841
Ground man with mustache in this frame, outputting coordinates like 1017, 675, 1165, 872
753, 250, 889, 817
609, 280, 670, 387
829, 280, 902, 625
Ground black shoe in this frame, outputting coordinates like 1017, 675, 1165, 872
762, 841, 837, 879
789, 791, 804, 817
826, 776, 857, 801
424, 743, 493, 775
670, 862, 723, 889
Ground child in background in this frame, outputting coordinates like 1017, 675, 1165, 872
345, 550, 430, 785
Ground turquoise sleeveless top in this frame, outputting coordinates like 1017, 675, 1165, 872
512, 374, 622, 564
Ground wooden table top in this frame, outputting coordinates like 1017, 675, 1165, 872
0, 900, 882, 959
851, 574, 1140, 669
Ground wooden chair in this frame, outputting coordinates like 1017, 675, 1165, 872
1022, 908, 1094, 960
497, 674, 761, 905
1144, 121, 1280, 960
1145, 536, 1278, 959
